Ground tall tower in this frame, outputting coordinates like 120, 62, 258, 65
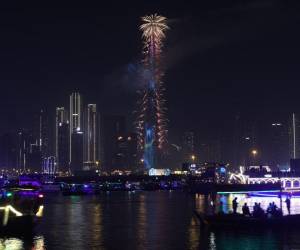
33, 109, 49, 157
56, 107, 69, 173
84, 104, 98, 169
17, 130, 31, 171
70, 92, 82, 132
290, 113, 300, 159
136, 14, 169, 169
69, 92, 83, 172
69, 92, 82, 161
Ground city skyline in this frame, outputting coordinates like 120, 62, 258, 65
0, 1, 299, 171
0, 3, 299, 250
0, 92, 300, 172
0, 2, 299, 138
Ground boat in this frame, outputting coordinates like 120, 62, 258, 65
42, 182, 61, 193
61, 183, 99, 195
0, 186, 44, 231
194, 211, 300, 228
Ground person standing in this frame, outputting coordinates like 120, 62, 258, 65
218, 201, 224, 214
232, 197, 238, 214
285, 197, 291, 215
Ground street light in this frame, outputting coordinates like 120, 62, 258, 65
251, 150, 258, 156
251, 149, 258, 165
191, 155, 196, 162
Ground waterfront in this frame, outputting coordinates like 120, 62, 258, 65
1, 191, 300, 249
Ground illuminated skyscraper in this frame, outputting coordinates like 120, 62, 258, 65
33, 109, 49, 157
56, 107, 68, 164
289, 113, 300, 159
70, 92, 82, 132
17, 130, 31, 171
69, 92, 83, 165
57, 123, 69, 173
84, 104, 99, 170
55, 107, 69, 173
136, 14, 169, 169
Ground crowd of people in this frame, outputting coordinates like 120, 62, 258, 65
217, 197, 292, 217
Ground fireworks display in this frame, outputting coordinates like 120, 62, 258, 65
136, 14, 169, 169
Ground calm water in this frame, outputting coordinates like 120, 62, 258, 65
1, 191, 300, 249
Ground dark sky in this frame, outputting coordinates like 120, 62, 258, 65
0, 1, 299, 143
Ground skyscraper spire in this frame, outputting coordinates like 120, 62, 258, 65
136, 14, 169, 169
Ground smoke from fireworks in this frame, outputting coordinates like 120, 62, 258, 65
136, 14, 169, 169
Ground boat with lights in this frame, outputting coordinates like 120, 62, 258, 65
0, 186, 44, 231
194, 211, 300, 228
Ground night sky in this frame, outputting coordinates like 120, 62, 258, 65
0, 1, 299, 144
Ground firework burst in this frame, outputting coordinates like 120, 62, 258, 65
136, 14, 169, 169
140, 14, 168, 41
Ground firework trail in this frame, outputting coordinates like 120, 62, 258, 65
136, 14, 169, 169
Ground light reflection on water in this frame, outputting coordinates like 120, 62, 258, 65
195, 193, 300, 250
2, 192, 300, 249
0, 236, 44, 250
203, 228, 300, 250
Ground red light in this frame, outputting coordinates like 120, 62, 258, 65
38, 194, 44, 198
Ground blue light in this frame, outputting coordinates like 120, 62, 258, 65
220, 167, 226, 174
144, 125, 154, 169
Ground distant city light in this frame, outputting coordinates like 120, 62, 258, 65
251, 150, 258, 156
6, 192, 12, 197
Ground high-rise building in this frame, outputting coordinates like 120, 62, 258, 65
57, 122, 70, 173
69, 92, 82, 164
100, 115, 126, 172
70, 93, 82, 133
27, 143, 42, 172
56, 107, 68, 156
33, 109, 49, 157
199, 140, 221, 163
17, 130, 32, 171
136, 15, 169, 170
268, 122, 289, 168
233, 116, 258, 167
70, 131, 84, 172
289, 113, 300, 159
42, 156, 56, 175
69, 92, 83, 171
111, 132, 138, 172
55, 107, 69, 173
182, 131, 195, 162
126, 133, 138, 171
84, 104, 99, 170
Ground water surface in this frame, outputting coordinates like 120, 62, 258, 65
0, 191, 300, 249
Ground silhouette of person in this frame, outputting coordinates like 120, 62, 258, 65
232, 197, 238, 214
242, 203, 250, 216
285, 197, 291, 215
